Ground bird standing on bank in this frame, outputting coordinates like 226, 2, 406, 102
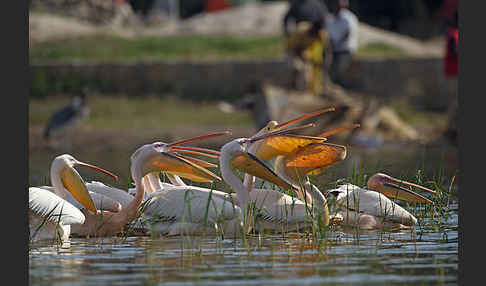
43, 90, 90, 151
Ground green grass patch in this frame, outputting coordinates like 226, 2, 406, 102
30, 34, 286, 63
355, 41, 405, 59
30, 34, 407, 63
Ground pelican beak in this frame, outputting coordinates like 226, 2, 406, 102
174, 155, 218, 168
167, 131, 232, 147
378, 175, 435, 204
149, 152, 221, 183
64, 160, 118, 213
231, 152, 296, 191
75, 161, 119, 181
368, 173, 436, 204
380, 183, 433, 204
385, 176, 437, 195
317, 123, 360, 138
232, 129, 315, 190
274, 107, 335, 130
60, 167, 97, 213
142, 131, 231, 183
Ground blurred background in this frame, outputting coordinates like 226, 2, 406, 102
29, 0, 459, 191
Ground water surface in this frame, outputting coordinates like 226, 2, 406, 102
29, 203, 458, 285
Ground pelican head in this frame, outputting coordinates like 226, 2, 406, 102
130, 142, 186, 180
130, 138, 223, 185
130, 132, 232, 188
253, 108, 335, 138
367, 173, 436, 204
51, 154, 118, 214
220, 133, 303, 202
262, 120, 279, 133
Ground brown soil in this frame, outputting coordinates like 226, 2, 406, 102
29, 124, 257, 154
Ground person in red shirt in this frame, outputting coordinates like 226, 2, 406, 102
444, 12, 458, 78
443, 10, 458, 146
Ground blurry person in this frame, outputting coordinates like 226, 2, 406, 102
283, 0, 328, 37
283, 0, 330, 95
442, 10, 458, 146
327, 0, 358, 88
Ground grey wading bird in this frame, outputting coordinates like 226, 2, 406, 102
43, 92, 89, 151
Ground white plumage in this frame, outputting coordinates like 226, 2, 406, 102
329, 183, 418, 230
33, 184, 123, 213
29, 187, 86, 243
137, 185, 242, 236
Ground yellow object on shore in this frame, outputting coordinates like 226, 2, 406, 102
285, 21, 328, 95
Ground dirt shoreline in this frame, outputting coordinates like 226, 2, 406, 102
29, 124, 257, 153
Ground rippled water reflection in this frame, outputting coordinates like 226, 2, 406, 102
29, 203, 458, 286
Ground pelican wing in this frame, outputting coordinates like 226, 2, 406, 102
249, 188, 310, 225
86, 181, 133, 209
141, 186, 241, 226
35, 185, 124, 213
254, 135, 326, 161
282, 143, 346, 180
152, 152, 221, 183
231, 152, 296, 191
332, 184, 417, 226
29, 187, 85, 225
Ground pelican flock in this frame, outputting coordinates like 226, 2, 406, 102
30, 108, 437, 244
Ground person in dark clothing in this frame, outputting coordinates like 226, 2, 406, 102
327, 0, 358, 88
283, 0, 329, 37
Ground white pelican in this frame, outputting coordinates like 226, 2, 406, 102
81, 131, 240, 237
133, 129, 308, 237
236, 138, 354, 233
29, 140, 222, 242
258, 122, 434, 231
69, 139, 229, 238
218, 134, 305, 235
327, 173, 436, 230
138, 109, 344, 234
29, 154, 117, 243
238, 108, 359, 232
